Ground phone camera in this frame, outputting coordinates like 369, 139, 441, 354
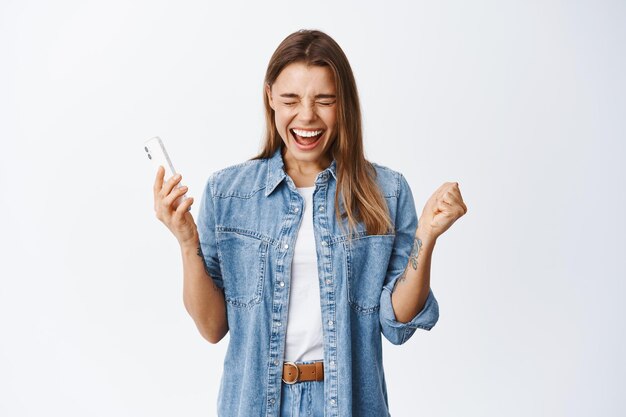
148, 154, 152, 160
144, 146, 149, 152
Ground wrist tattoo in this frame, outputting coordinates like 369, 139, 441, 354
394, 237, 423, 289
409, 237, 422, 270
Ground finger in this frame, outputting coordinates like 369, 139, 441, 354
439, 192, 460, 208
448, 187, 464, 202
163, 184, 189, 208
438, 189, 451, 203
448, 192, 468, 214
153, 165, 165, 196
444, 188, 467, 214
436, 182, 458, 200
160, 173, 183, 198
449, 183, 468, 214
440, 197, 454, 207
442, 189, 462, 204
443, 183, 464, 199
441, 194, 467, 216
174, 196, 194, 217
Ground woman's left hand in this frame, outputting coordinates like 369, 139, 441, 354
419, 182, 468, 241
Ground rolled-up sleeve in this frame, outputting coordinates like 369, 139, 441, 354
196, 173, 224, 290
379, 173, 439, 345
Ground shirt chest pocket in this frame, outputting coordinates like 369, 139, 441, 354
344, 235, 395, 314
217, 230, 268, 308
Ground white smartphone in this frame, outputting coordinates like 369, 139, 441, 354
144, 136, 188, 208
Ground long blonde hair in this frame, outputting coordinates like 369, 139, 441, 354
252, 29, 393, 237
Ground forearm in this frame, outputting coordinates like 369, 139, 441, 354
180, 235, 228, 344
390, 226, 436, 323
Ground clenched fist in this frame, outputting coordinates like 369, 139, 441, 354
419, 182, 467, 241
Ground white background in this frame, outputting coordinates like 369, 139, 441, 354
1, 1, 625, 416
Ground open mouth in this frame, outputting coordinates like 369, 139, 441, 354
290, 128, 324, 150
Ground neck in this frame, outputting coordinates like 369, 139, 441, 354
282, 147, 332, 177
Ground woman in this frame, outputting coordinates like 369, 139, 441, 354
153, 29, 467, 417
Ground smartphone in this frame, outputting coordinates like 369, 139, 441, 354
144, 136, 188, 208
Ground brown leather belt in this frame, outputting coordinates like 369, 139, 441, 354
282, 361, 324, 384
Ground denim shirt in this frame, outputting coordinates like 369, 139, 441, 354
197, 147, 439, 417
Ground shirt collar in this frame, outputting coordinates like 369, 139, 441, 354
265, 147, 337, 197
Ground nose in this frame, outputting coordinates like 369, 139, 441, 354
298, 102, 317, 123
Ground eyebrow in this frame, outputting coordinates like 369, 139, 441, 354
279, 93, 336, 99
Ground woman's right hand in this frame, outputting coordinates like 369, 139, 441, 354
153, 166, 198, 247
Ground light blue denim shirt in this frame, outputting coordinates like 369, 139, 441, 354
197, 147, 439, 417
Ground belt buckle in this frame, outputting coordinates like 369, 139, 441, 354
282, 361, 300, 385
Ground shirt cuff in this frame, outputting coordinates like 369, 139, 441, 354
379, 287, 439, 345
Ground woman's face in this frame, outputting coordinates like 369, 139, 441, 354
266, 62, 337, 168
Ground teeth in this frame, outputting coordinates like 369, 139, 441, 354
293, 129, 323, 138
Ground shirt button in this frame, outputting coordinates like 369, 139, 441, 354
328, 320, 334, 326
279, 281, 285, 287
331, 399, 336, 405
319, 206, 324, 212
326, 279, 332, 285
269, 398, 275, 404
275, 321, 281, 327
330, 360, 335, 367
293, 207, 299, 212
273, 359, 279, 366
321, 241, 327, 246
283, 243, 289, 249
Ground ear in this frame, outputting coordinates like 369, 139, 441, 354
265, 83, 275, 110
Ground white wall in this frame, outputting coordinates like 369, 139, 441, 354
1, 1, 624, 416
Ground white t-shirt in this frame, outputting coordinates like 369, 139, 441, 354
283, 186, 324, 362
